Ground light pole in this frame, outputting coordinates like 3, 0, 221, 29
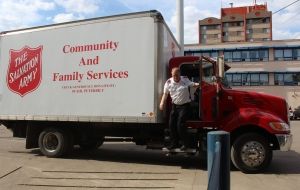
177, 0, 184, 56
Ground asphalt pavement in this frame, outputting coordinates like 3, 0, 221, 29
0, 121, 300, 190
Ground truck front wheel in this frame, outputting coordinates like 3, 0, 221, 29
38, 128, 73, 157
231, 133, 272, 173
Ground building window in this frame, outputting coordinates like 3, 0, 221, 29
241, 51, 250, 61
250, 73, 260, 86
274, 49, 283, 60
262, 18, 270, 23
224, 49, 268, 62
293, 49, 300, 60
274, 48, 300, 61
274, 72, 300, 86
242, 73, 250, 85
211, 51, 218, 57
226, 74, 233, 84
184, 51, 218, 58
224, 51, 232, 62
206, 25, 220, 30
263, 28, 270, 33
259, 73, 269, 85
284, 49, 293, 60
274, 73, 284, 85
232, 73, 242, 86
226, 72, 269, 86
258, 50, 268, 61
202, 52, 210, 57
231, 22, 243, 27
232, 51, 241, 62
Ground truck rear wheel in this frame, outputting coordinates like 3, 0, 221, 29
38, 128, 73, 157
231, 133, 272, 174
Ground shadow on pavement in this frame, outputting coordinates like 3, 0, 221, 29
31, 143, 207, 170
26, 143, 300, 174
265, 150, 300, 174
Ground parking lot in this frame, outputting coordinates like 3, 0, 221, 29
0, 122, 300, 190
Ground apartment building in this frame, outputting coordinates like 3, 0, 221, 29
184, 39, 300, 109
199, 3, 272, 44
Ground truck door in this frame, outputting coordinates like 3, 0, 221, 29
168, 56, 225, 128
178, 60, 218, 122
201, 61, 218, 122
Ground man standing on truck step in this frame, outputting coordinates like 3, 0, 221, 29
160, 67, 200, 150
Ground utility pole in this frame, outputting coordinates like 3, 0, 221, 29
177, 0, 184, 56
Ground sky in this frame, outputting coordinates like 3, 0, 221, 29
0, 0, 300, 44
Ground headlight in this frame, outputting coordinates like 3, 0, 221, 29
269, 122, 290, 132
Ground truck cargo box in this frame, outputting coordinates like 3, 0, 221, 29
0, 11, 179, 123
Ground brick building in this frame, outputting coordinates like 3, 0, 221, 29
185, 3, 300, 110
199, 3, 272, 44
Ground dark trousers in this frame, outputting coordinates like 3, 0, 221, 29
169, 103, 190, 147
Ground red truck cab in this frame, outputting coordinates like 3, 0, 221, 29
168, 55, 292, 173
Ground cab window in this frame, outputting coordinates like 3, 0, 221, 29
179, 63, 200, 82
202, 61, 214, 83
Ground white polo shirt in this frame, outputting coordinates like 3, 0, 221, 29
163, 76, 194, 105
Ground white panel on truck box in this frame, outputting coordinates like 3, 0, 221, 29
0, 16, 157, 122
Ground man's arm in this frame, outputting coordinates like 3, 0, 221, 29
159, 93, 168, 110
184, 77, 200, 88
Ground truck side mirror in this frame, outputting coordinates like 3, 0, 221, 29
217, 56, 225, 78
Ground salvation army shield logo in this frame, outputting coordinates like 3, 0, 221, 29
6, 46, 43, 97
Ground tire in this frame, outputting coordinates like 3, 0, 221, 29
38, 128, 73, 158
79, 137, 104, 151
231, 133, 272, 174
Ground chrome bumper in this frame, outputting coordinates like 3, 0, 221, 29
276, 134, 293, 151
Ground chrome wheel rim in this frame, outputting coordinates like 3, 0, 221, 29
43, 132, 60, 153
241, 141, 265, 167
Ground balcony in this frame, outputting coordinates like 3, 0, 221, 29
247, 23, 270, 29
223, 26, 244, 32
223, 36, 244, 42
205, 38, 222, 44
247, 33, 270, 39
205, 29, 221, 35
254, 33, 271, 39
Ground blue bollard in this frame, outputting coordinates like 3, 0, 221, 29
207, 131, 230, 190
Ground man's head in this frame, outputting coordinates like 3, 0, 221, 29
171, 67, 180, 82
